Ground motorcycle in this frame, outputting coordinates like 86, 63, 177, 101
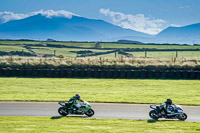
149, 104, 187, 121
58, 100, 95, 117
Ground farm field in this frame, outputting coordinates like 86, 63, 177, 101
0, 45, 28, 53
1, 41, 200, 49
0, 41, 95, 47
0, 40, 200, 58
31, 47, 112, 57
0, 78, 199, 105
128, 51, 200, 58
0, 117, 199, 133
100, 43, 200, 49
0, 41, 200, 58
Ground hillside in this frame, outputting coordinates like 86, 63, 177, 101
155, 23, 200, 44
0, 14, 149, 41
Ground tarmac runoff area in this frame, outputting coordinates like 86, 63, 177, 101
0, 102, 200, 122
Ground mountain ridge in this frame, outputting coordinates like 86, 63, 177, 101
0, 14, 150, 41
0, 14, 199, 44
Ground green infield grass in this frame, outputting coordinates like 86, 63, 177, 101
0, 117, 200, 133
0, 78, 199, 105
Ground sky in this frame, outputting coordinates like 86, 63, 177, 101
0, 0, 199, 35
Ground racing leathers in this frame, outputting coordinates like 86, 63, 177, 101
160, 102, 174, 117
67, 96, 83, 110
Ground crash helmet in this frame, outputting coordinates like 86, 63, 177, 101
166, 99, 172, 105
75, 94, 80, 100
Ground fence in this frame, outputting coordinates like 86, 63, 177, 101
0, 68, 199, 79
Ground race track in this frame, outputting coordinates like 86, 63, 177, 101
0, 102, 200, 122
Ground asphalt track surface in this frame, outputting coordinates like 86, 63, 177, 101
0, 102, 200, 122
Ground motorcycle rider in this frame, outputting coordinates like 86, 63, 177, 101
160, 99, 173, 117
67, 94, 83, 112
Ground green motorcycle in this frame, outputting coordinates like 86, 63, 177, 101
58, 100, 95, 117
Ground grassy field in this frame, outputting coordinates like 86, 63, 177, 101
0, 78, 199, 105
128, 51, 200, 58
0, 41, 96, 47
0, 45, 28, 53
1, 40, 200, 58
0, 117, 200, 133
2, 41, 198, 49
100, 43, 200, 49
31, 47, 112, 57
0, 41, 41, 45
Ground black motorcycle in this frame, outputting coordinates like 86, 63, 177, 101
149, 104, 187, 121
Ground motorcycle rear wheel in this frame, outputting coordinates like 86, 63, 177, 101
85, 109, 95, 117
149, 110, 159, 120
58, 107, 69, 116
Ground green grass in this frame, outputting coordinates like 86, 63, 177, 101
32, 47, 78, 57
0, 117, 200, 133
1, 40, 200, 58
31, 47, 111, 57
0, 46, 28, 53
0, 41, 95, 47
1, 40, 200, 49
128, 51, 200, 58
101, 43, 200, 49
95, 52, 120, 58
0, 41, 41, 45
0, 78, 199, 105
46, 42, 95, 47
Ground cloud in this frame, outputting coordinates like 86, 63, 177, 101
100, 8, 167, 35
170, 24, 182, 27
0, 10, 78, 24
179, 6, 190, 9
32, 10, 78, 18
0, 11, 29, 24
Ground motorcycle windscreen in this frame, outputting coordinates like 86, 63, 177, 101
150, 105, 157, 109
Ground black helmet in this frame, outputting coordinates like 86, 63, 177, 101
75, 94, 80, 100
166, 99, 172, 105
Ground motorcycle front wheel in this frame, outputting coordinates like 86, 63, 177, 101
149, 110, 159, 120
178, 113, 187, 121
85, 109, 95, 117
58, 107, 69, 116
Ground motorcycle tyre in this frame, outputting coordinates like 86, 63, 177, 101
178, 113, 187, 121
85, 109, 95, 117
58, 107, 69, 116
149, 110, 159, 120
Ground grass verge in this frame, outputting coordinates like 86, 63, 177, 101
0, 117, 200, 133
0, 78, 200, 105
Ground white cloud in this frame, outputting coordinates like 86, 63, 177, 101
31, 10, 78, 18
100, 8, 167, 35
0, 11, 29, 24
170, 24, 182, 27
179, 6, 190, 9
0, 10, 78, 24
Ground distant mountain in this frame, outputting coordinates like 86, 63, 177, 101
1, 13, 200, 44
155, 23, 200, 44
0, 14, 150, 41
